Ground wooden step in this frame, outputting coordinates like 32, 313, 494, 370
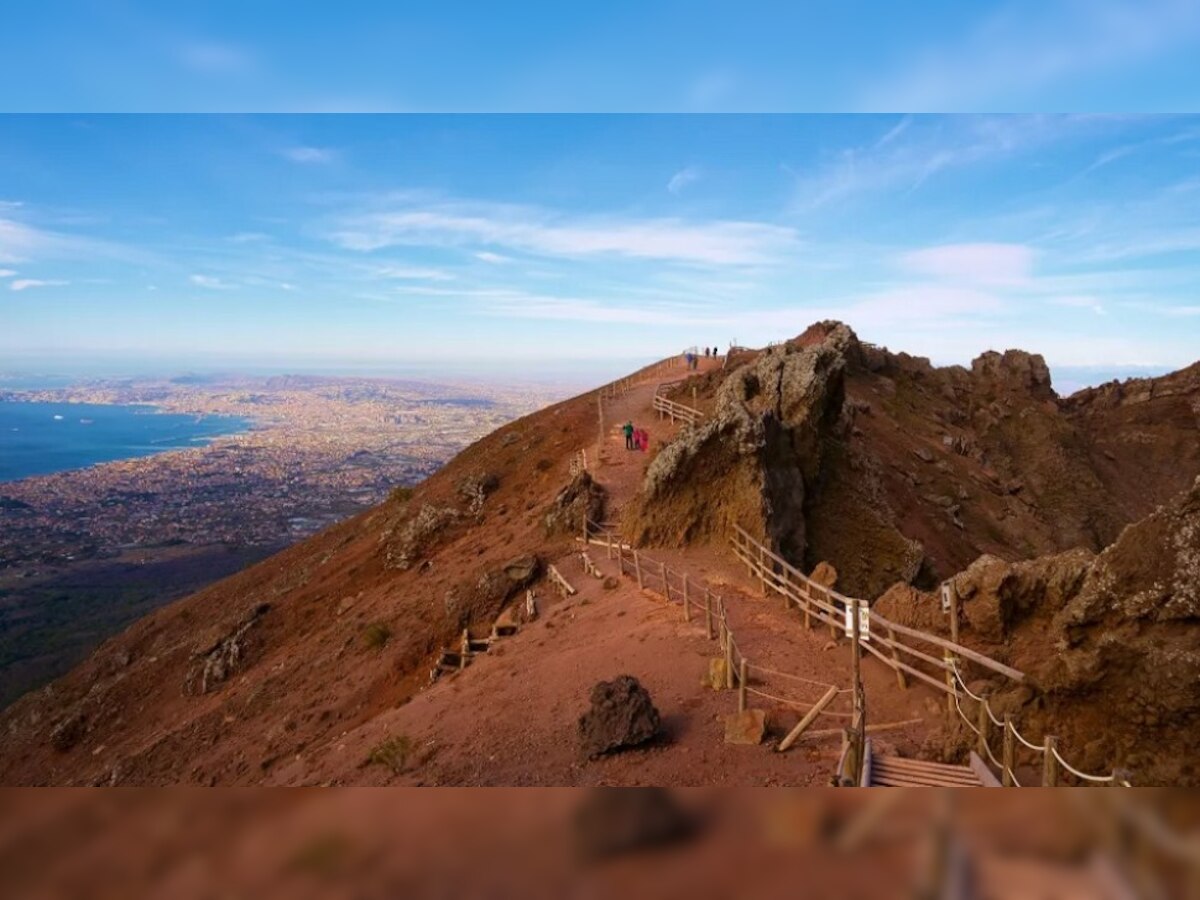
870, 755, 982, 787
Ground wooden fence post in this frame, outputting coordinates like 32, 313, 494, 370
827, 589, 839, 641
725, 633, 734, 690
738, 658, 748, 712
1043, 736, 1060, 786
949, 581, 960, 647
944, 653, 956, 717
682, 574, 691, 622
851, 599, 863, 705
976, 695, 990, 759
660, 561, 670, 599
1002, 715, 1015, 787
606, 531, 612, 561
887, 625, 907, 689
633, 550, 643, 590
705, 589, 714, 640
758, 544, 767, 596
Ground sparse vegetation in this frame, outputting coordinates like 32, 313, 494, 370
362, 621, 392, 650
367, 734, 413, 774
389, 485, 414, 504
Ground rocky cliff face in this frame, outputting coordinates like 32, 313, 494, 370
626, 322, 1200, 600
882, 477, 1200, 785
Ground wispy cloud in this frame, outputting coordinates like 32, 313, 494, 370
859, 0, 1200, 110
282, 146, 336, 164
900, 243, 1035, 287
189, 273, 236, 290
10, 278, 68, 291
0, 268, 15, 278
475, 251, 510, 264
667, 165, 702, 194
372, 264, 453, 281
176, 40, 255, 76
328, 200, 800, 265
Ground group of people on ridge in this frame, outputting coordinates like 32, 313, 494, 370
622, 420, 648, 451
684, 347, 720, 370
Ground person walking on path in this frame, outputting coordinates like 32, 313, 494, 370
623, 420, 635, 450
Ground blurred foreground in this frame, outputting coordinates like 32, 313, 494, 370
2, 789, 1198, 898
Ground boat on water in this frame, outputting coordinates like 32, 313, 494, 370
52, 414, 63, 420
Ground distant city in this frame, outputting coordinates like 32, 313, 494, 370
0, 372, 561, 706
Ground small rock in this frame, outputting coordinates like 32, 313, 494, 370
913, 447, 935, 463
723, 709, 767, 745
603, 576, 620, 591
707, 658, 729, 690
822, 640, 838, 652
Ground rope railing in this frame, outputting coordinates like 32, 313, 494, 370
584, 515, 855, 735
946, 658, 1128, 787
728, 522, 1135, 787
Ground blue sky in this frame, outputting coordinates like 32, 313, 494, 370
2, 1, 1200, 112
1, 114, 1199, 389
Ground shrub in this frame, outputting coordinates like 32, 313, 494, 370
389, 485, 414, 504
363, 622, 392, 650
367, 734, 413, 774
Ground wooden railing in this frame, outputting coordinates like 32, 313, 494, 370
652, 380, 704, 426
730, 524, 1131, 786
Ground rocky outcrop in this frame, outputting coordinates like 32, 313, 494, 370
931, 477, 1200, 784
184, 602, 270, 695
544, 471, 606, 537
625, 322, 852, 565
382, 504, 461, 571
577, 675, 661, 759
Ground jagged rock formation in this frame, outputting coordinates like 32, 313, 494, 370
626, 322, 1200, 599
544, 471, 606, 536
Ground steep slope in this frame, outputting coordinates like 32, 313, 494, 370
626, 322, 1200, 598
0, 376, 611, 785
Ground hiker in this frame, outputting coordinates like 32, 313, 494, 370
623, 420, 635, 450
637, 426, 649, 451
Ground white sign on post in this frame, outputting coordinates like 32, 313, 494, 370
940, 583, 951, 613
844, 600, 870, 643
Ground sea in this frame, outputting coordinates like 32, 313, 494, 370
0, 401, 251, 482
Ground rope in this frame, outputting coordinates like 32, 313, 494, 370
1010, 723, 1046, 753
953, 691, 981, 736
746, 663, 842, 692
744, 686, 853, 717
1051, 745, 1118, 784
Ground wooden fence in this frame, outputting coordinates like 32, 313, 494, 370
652, 380, 704, 426
583, 517, 855, 743
729, 524, 1130, 787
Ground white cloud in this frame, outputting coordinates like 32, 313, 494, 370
329, 201, 800, 266
373, 264, 453, 281
190, 274, 236, 290
282, 146, 335, 164
0, 268, 15, 278
900, 243, 1035, 286
475, 251, 511, 264
667, 165, 702, 194
11, 278, 68, 291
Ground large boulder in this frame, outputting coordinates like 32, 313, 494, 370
544, 471, 606, 537
578, 675, 662, 759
